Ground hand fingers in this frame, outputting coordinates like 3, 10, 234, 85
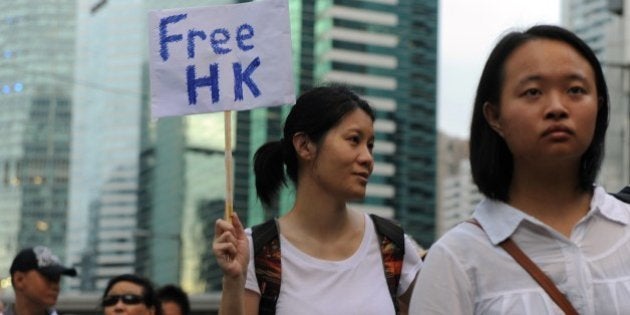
231, 213, 245, 238
214, 218, 234, 239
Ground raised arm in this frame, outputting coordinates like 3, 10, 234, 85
213, 213, 250, 315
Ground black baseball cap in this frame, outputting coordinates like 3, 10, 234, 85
9, 246, 77, 279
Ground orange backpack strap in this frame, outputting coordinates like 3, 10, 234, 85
370, 214, 405, 314
252, 219, 281, 315
467, 219, 579, 315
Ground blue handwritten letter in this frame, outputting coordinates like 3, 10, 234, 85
210, 28, 232, 55
187, 64, 219, 105
159, 14, 187, 61
187, 29, 207, 59
233, 57, 261, 101
236, 24, 255, 51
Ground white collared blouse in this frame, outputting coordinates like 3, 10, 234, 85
409, 186, 630, 315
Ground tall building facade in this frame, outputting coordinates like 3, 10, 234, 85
0, 1, 76, 277
234, 0, 439, 247
436, 132, 479, 236
68, 0, 149, 290
439, 160, 482, 235
68, 0, 233, 292
562, 0, 630, 191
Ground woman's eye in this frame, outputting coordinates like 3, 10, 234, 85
568, 86, 586, 94
522, 88, 541, 97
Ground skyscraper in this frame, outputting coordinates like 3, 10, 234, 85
67, 0, 233, 291
562, 0, 630, 191
0, 1, 76, 275
234, 0, 439, 247
68, 0, 148, 290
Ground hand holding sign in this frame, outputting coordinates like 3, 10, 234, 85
148, 0, 295, 220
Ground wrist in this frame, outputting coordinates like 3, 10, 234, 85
223, 274, 246, 289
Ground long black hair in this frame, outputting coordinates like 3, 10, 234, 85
469, 24, 609, 201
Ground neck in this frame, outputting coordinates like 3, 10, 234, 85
14, 298, 48, 315
282, 177, 359, 240
288, 194, 352, 238
509, 162, 592, 237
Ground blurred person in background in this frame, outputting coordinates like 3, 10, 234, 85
156, 284, 189, 315
101, 274, 161, 315
5, 246, 77, 315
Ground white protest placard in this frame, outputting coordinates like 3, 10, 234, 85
148, 0, 295, 118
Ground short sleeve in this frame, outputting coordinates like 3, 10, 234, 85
243, 228, 260, 295
398, 234, 423, 295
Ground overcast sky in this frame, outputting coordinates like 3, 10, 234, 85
438, 0, 561, 139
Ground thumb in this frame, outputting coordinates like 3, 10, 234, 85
232, 212, 245, 237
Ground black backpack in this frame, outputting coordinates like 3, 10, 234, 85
251, 214, 405, 315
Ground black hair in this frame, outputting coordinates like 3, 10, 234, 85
102, 274, 162, 314
253, 85, 375, 206
157, 284, 191, 315
470, 24, 609, 201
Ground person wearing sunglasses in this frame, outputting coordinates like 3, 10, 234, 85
101, 274, 162, 315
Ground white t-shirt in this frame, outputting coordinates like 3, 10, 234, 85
409, 186, 630, 315
245, 212, 423, 315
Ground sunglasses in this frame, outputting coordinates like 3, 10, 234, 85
101, 294, 145, 307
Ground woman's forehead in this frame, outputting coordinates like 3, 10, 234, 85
502, 39, 595, 86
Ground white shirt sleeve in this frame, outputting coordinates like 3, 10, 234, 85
398, 234, 424, 295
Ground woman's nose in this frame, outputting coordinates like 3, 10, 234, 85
544, 93, 569, 120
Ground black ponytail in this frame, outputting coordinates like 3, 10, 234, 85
253, 140, 286, 207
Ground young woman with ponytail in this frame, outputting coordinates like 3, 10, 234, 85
212, 85, 422, 315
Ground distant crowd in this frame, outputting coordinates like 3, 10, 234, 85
1, 246, 190, 315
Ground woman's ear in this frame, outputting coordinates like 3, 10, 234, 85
483, 102, 504, 137
293, 132, 316, 160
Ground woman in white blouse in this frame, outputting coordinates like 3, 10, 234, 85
409, 24, 630, 314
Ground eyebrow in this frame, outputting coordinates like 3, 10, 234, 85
516, 73, 590, 86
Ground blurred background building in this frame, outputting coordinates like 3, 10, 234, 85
66, 0, 233, 292
1, 0, 628, 307
562, 0, 630, 192
0, 0, 76, 278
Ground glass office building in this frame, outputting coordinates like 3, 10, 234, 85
0, 1, 76, 276
68, 0, 232, 291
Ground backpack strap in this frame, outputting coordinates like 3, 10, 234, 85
252, 219, 281, 315
467, 219, 579, 315
252, 215, 406, 314
611, 186, 630, 203
370, 214, 405, 314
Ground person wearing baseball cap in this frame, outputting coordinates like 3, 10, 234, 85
5, 246, 77, 315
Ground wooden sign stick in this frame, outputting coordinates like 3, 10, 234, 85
224, 110, 234, 222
